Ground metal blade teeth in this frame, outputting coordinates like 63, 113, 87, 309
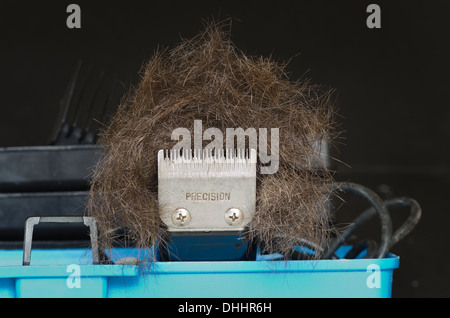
162, 149, 253, 161
157, 148, 256, 177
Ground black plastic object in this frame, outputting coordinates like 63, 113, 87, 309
0, 191, 88, 241
49, 61, 119, 146
0, 145, 102, 192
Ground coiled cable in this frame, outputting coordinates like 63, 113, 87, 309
322, 183, 421, 260
323, 182, 393, 259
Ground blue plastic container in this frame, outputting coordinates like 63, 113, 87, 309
0, 246, 399, 298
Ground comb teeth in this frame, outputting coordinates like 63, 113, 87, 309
158, 148, 256, 178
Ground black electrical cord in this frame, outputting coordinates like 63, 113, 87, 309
344, 239, 378, 259
335, 197, 421, 253
256, 183, 420, 261
322, 182, 393, 259
383, 197, 422, 248
289, 238, 325, 260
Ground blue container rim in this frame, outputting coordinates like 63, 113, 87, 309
0, 248, 399, 278
149, 253, 399, 274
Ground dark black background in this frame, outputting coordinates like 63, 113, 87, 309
1, 0, 449, 297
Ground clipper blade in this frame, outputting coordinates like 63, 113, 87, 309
158, 148, 256, 233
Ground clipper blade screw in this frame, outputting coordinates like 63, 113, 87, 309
225, 208, 243, 226
172, 208, 191, 226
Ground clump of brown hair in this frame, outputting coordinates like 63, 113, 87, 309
88, 21, 339, 260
